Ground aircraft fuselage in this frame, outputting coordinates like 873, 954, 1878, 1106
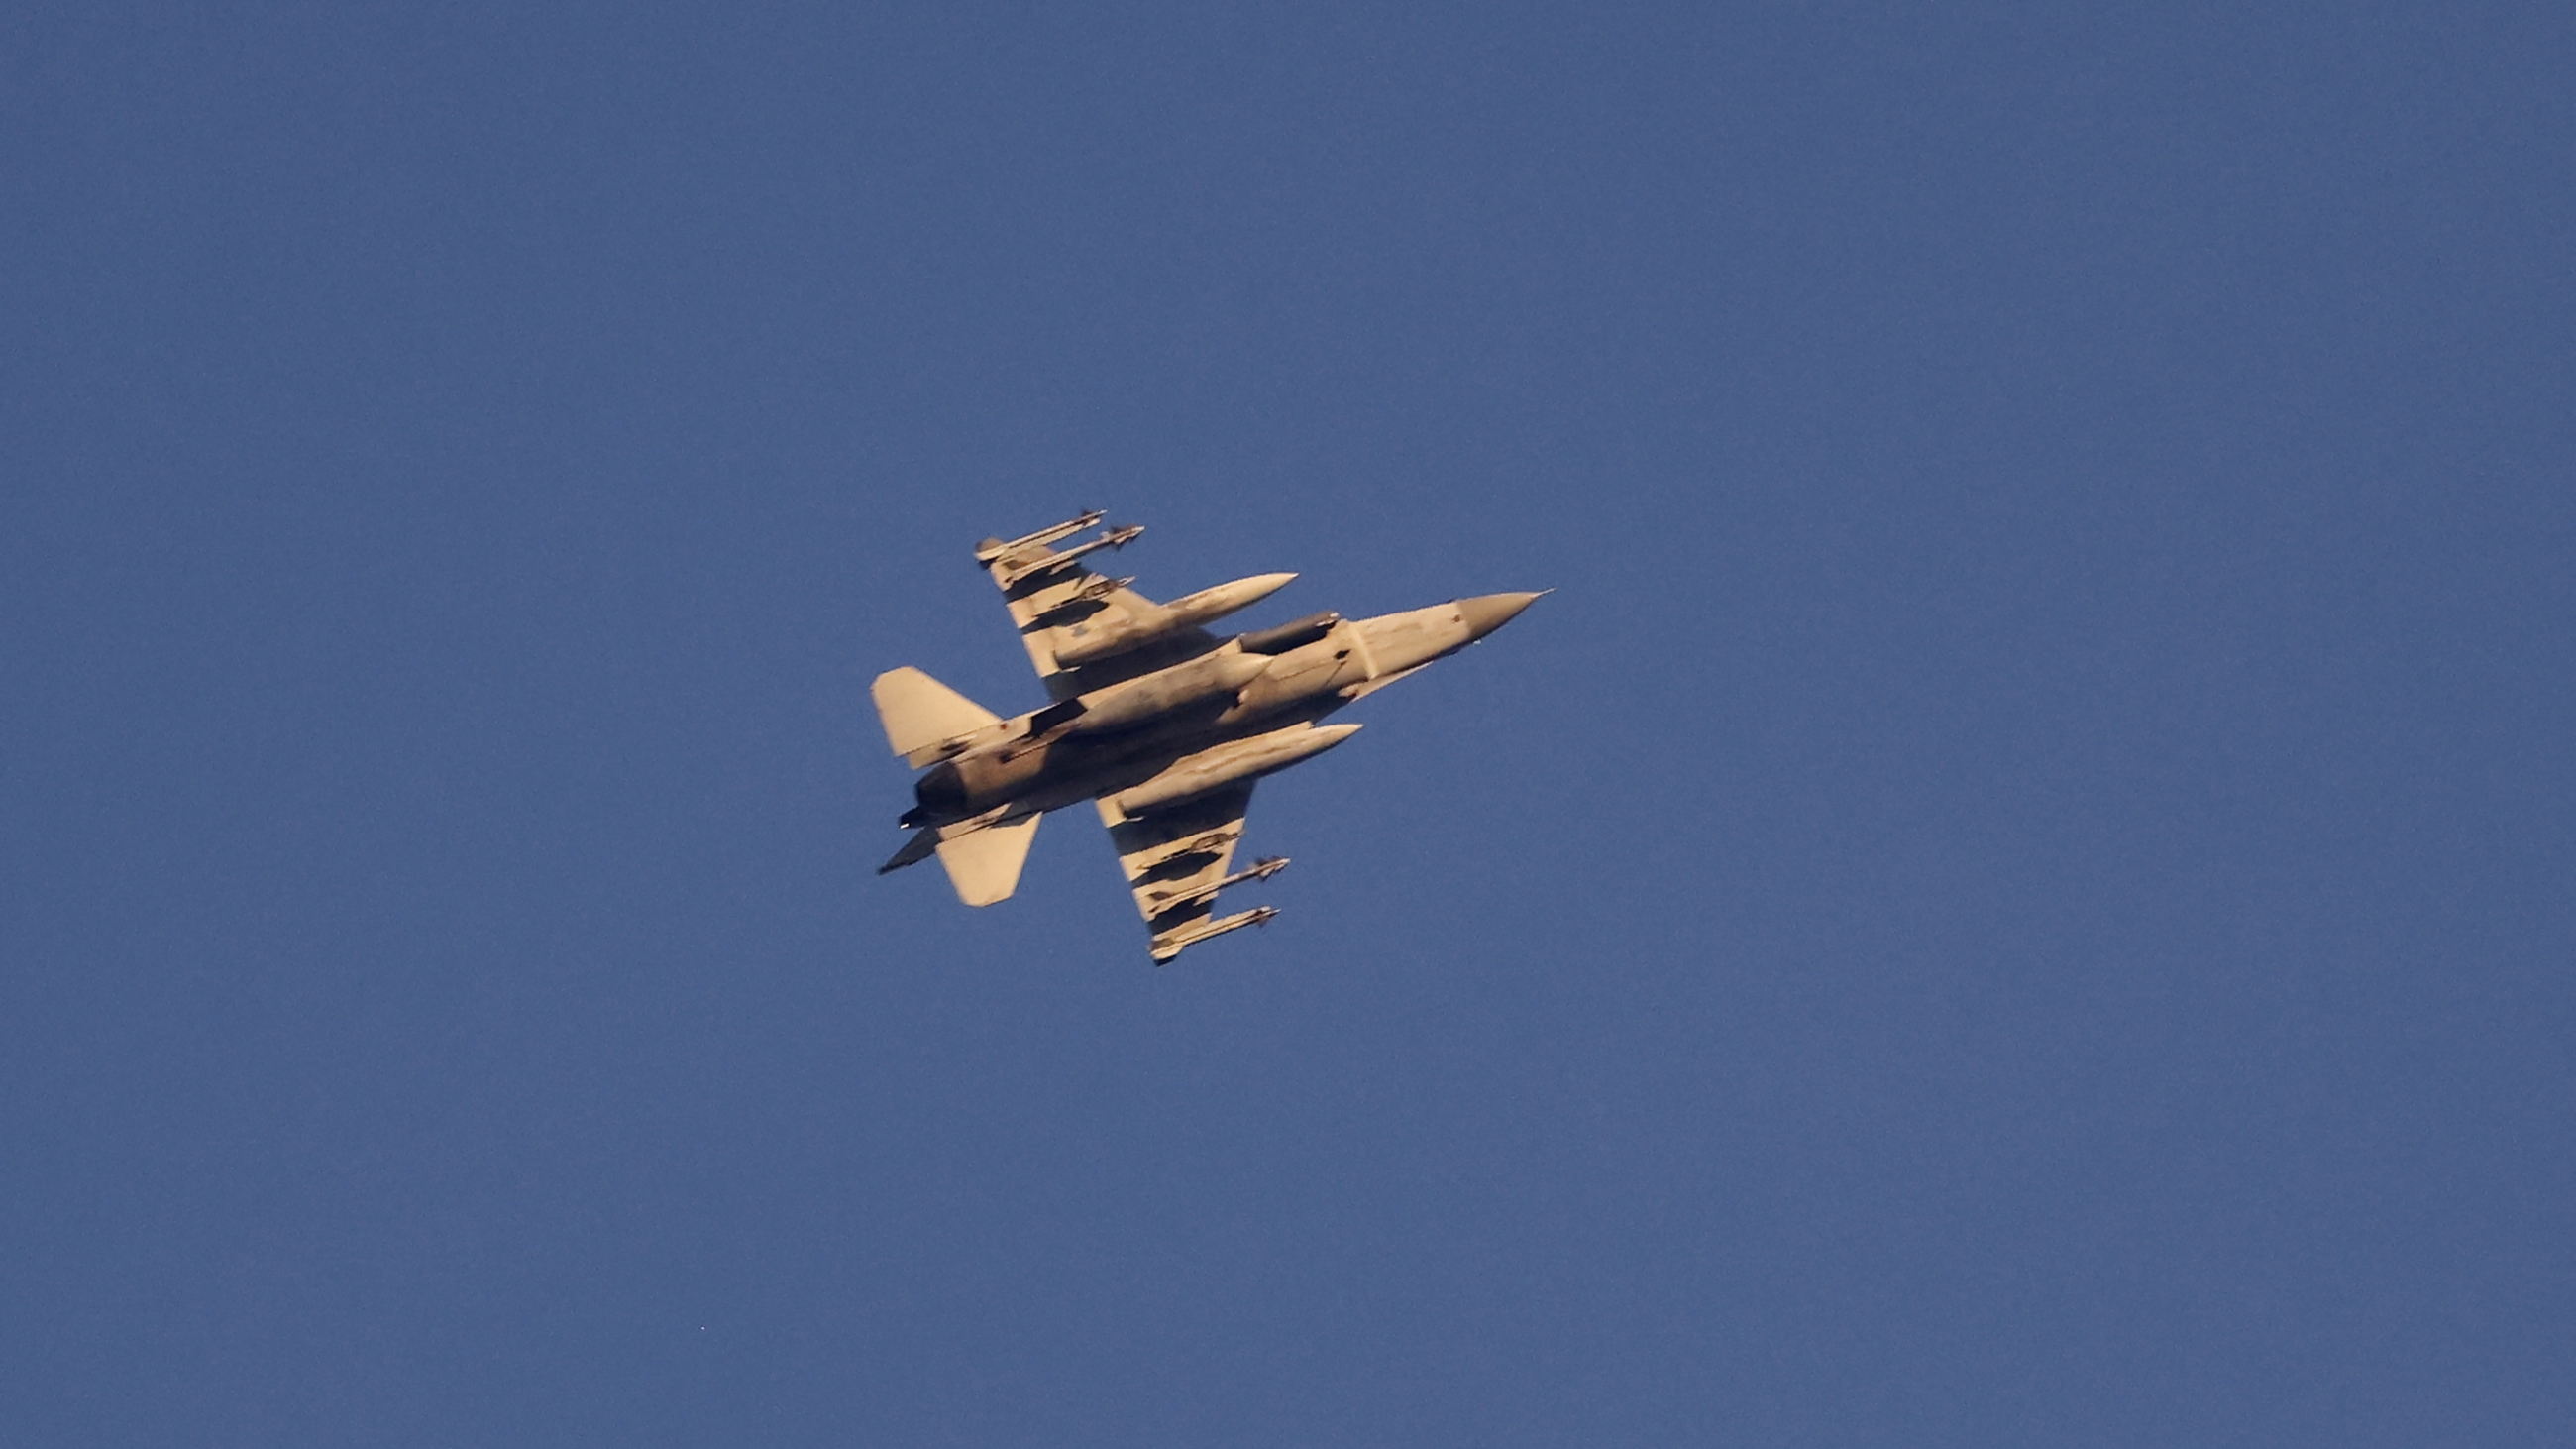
870, 508, 1544, 959
901, 595, 1534, 830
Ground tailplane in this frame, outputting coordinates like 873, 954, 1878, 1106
935, 815, 1041, 906
872, 667, 1002, 764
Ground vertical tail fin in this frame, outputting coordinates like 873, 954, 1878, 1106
872, 667, 1002, 762
935, 815, 1041, 906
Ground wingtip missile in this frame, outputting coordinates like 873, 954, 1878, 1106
1149, 904, 1282, 964
994, 524, 1145, 588
975, 509, 1107, 565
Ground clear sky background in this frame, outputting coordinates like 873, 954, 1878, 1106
5, 3, 2570, 1444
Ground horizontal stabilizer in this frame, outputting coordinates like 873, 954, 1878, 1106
935, 814, 1041, 906
878, 828, 940, 875
872, 667, 1001, 761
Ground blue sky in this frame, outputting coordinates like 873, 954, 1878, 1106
5, 3, 2570, 1444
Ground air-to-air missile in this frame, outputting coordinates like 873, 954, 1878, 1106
873, 511, 1544, 962
1140, 855, 1290, 915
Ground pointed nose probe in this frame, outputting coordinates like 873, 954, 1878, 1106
1456, 590, 1549, 640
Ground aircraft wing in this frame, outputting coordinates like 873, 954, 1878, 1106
976, 512, 1219, 700
1097, 784, 1283, 963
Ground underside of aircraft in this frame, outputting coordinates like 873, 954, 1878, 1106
874, 511, 1542, 962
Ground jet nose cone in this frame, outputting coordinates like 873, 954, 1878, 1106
1455, 590, 1549, 640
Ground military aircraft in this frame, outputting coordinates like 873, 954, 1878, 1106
872, 510, 1544, 962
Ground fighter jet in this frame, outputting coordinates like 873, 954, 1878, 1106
873, 510, 1545, 962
